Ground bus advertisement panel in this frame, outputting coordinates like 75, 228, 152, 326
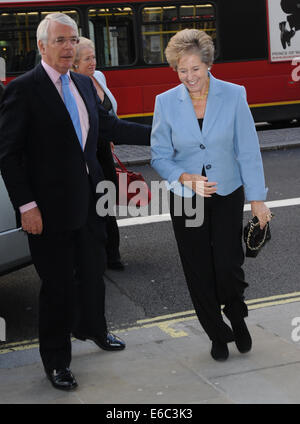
268, 0, 300, 62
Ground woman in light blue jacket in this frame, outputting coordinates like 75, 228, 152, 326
151, 29, 272, 361
73, 37, 124, 271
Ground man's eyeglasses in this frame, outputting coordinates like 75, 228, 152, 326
53, 37, 79, 46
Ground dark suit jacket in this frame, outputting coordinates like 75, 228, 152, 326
0, 64, 151, 232
0, 81, 4, 102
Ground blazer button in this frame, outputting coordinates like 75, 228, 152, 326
206, 164, 212, 170
200, 144, 206, 149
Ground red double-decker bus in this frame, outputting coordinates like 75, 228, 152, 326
0, 0, 300, 124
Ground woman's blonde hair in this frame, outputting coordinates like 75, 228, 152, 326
165, 29, 214, 70
73, 36, 95, 68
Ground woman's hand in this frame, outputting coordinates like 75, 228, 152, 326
179, 173, 217, 197
250, 201, 272, 229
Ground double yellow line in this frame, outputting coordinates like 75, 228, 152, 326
1, 291, 300, 353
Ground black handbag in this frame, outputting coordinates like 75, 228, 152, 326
243, 215, 273, 258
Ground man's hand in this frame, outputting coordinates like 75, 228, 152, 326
21, 207, 43, 235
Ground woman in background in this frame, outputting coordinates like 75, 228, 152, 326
73, 37, 124, 270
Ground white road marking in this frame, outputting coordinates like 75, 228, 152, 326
117, 197, 300, 227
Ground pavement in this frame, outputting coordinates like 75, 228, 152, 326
1, 300, 300, 405
0, 125, 300, 406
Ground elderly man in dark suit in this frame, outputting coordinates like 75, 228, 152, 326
0, 13, 150, 391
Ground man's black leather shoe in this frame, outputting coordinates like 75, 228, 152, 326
210, 340, 229, 361
74, 332, 126, 351
45, 368, 78, 391
107, 260, 125, 270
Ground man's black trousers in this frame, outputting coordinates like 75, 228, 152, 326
28, 191, 108, 371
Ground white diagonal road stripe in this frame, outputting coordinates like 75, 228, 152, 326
117, 197, 300, 227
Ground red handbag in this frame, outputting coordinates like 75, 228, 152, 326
112, 152, 151, 207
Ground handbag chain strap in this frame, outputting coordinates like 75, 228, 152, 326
246, 220, 269, 251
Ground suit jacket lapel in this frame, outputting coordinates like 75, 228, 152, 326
176, 74, 223, 141
33, 64, 78, 141
202, 73, 223, 137
34, 65, 93, 153
94, 72, 118, 116
177, 84, 203, 142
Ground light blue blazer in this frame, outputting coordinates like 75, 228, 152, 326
93, 70, 118, 116
151, 73, 268, 201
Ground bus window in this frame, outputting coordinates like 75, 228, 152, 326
142, 3, 216, 65
88, 7, 135, 67
0, 11, 39, 73
142, 6, 177, 64
0, 9, 79, 74
179, 4, 216, 39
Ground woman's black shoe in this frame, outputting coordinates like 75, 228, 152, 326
231, 319, 252, 353
210, 341, 229, 361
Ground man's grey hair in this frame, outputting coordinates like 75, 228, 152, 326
37, 13, 78, 51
